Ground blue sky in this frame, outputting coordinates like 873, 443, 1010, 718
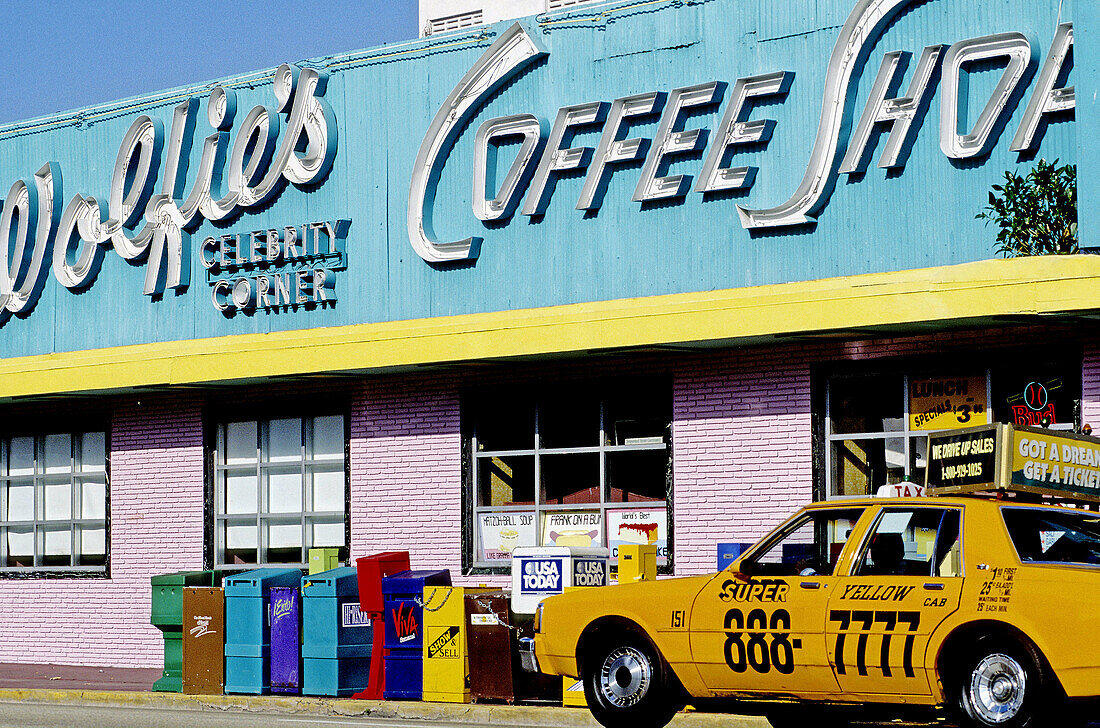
0, 0, 419, 125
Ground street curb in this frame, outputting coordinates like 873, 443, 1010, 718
0, 688, 769, 727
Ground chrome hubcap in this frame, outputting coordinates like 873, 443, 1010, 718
969, 653, 1026, 724
599, 646, 651, 708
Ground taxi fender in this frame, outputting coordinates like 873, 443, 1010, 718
925, 614, 1054, 702
536, 576, 709, 689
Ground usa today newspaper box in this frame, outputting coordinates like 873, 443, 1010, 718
510, 546, 609, 615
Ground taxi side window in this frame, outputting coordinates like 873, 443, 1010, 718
744, 509, 865, 577
1002, 508, 1100, 565
855, 508, 962, 577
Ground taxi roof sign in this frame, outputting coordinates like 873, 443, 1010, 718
925, 424, 1100, 505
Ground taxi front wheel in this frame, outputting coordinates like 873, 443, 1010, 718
583, 633, 682, 728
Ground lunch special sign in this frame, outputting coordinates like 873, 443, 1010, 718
0, 1, 1076, 328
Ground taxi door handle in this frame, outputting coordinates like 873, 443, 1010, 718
923, 583, 945, 591
800, 582, 820, 589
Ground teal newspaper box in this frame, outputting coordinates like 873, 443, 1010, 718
223, 568, 302, 694
302, 566, 374, 696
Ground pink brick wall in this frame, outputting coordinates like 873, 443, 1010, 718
0, 395, 205, 667
2, 324, 1094, 666
349, 377, 473, 579
672, 352, 813, 575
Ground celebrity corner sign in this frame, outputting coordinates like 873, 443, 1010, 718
0, 64, 343, 323
0, 0, 1077, 328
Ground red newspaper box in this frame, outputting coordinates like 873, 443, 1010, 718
352, 551, 410, 699
355, 552, 411, 613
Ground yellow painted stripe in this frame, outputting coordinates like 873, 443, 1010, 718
2, 256, 1098, 399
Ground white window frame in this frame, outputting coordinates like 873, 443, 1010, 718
469, 384, 671, 570
0, 431, 108, 574
824, 371, 993, 499
213, 414, 347, 569
825, 363, 1081, 499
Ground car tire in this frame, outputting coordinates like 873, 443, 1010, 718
582, 632, 681, 728
954, 640, 1049, 728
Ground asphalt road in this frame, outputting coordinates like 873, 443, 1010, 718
0, 701, 1092, 728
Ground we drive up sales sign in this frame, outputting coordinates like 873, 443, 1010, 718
926, 425, 1100, 504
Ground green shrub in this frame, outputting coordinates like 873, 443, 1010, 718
977, 159, 1077, 257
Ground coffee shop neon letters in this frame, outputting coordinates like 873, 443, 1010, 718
409, 2, 1074, 262
0, 0, 1078, 320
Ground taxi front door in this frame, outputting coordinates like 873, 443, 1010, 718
687, 506, 868, 697
825, 506, 964, 696
688, 572, 841, 696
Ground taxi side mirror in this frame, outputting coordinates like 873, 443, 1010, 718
727, 560, 754, 583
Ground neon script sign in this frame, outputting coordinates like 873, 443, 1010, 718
408, 2, 1075, 263
0, 64, 337, 324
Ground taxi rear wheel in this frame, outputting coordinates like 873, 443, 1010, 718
582, 632, 680, 728
955, 641, 1046, 728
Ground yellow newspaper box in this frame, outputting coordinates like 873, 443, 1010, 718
617, 544, 657, 583
308, 548, 340, 575
423, 586, 494, 703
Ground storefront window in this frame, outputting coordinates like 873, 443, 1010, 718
825, 359, 1081, 498
991, 359, 1079, 429
214, 415, 346, 567
467, 380, 671, 570
0, 431, 108, 572
827, 372, 991, 497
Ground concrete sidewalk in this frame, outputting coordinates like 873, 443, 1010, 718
0, 663, 161, 692
0, 664, 768, 727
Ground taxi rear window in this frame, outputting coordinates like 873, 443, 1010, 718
1001, 507, 1100, 566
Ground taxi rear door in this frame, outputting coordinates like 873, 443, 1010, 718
825, 505, 964, 696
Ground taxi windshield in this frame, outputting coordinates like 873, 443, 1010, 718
1001, 507, 1100, 566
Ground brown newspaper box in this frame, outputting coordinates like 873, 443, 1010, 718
182, 587, 225, 694
466, 591, 517, 703
465, 590, 560, 704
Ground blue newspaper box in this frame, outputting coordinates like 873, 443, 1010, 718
302, 566, 374, 696
717, 543, 753, 571
381, 569, 451, 700
223, 567, 302, 694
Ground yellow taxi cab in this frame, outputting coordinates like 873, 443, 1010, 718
521, 494, 1100, 728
